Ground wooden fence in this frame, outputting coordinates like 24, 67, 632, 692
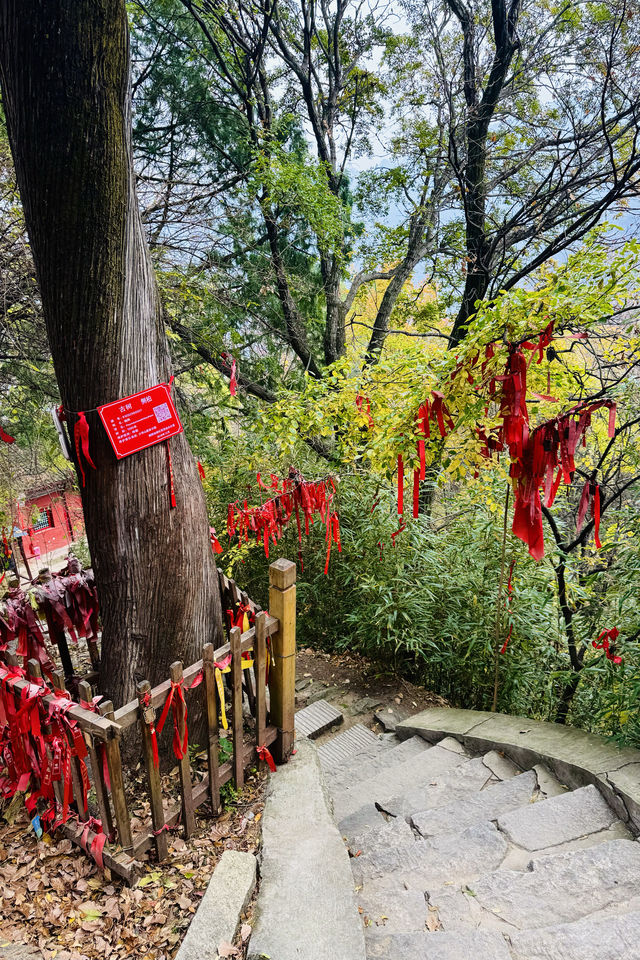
0, 559, 296, 883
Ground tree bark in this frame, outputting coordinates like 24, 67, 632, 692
0, 0, 224, 709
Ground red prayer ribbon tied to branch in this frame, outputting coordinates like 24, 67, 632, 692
221, 352, 237, 396
0, 424, 15, 444
355, 394, 374, 428
473, 327, 616, 561
227, 469, 341, 575
592, 627, 622, 664
394, 390, 456, 537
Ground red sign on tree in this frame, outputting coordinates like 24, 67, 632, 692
97, 383, 183, 459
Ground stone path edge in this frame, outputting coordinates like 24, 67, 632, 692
396, 707, 640, 832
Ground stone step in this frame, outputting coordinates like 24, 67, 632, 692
351, 821, 508, 888
510, 910, 640, 960
318, 722, 381, 770
247, 738, 365, 960
348, 813, 414, 856
481, 749, 522, 780
496, 784, 617, 851
532, 763, 567, 798
295, 698, 343, 739
358, 880, 428, 935
428, 838, 640, 932
333, 738, 472, 822
338, 755, 495, 839
329, 735, 430, 798
411, 769, 538, 838
375, 754, 496, 821
177, 851, 256, 960
364, 930, 513, 960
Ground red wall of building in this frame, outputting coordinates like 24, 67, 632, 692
22, 490, 85, 560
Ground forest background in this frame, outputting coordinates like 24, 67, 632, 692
2, 0, 640, 744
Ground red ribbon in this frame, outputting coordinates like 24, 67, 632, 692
0, 425, 15, 444
198, 460, 206, 481
166, 441, 176, 508
397, 455, 404, 516
156, 679, 188, 761
73, 412, 96, 487
257, 745, 276, 772
592, 627, 621, 664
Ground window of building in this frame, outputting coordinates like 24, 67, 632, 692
32, 508, 54, 532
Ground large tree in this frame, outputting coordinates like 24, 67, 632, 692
0, 0, 224, 707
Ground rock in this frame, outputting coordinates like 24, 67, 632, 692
375, 706, 407, 732
176, 850, 257, 960
497, 784, 617, 850
411, 770, 537, 838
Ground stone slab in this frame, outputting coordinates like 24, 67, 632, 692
510, 910, 640, 960
248, 738, 365, 960
331, 736, 430, 799
358, 880, 428, 934
396, 708, 640, 830
482, 749, 521, 780
430, 839, 640, 931
347, 813, 414, 856
365, 930, 513, 960
295, 698, 343, 738
532, 763, 567, 798
177, 850, 257, 960
351, 821, 508, 888
333, 742, 470, 821
497, 784, 617, 850
411, 770, 537, 837
379, 755, 493, 820
318, 722, 380, 770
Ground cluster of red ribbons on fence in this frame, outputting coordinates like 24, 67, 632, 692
0, 589, 56, 677
227, 469, 341, 574
1, 561, 99, 673
0, 662, 108, 865
472, 329, 615, 560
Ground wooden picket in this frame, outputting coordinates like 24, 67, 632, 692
0, 559, 297, 884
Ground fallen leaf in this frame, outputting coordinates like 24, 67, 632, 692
217, 941, 240, 957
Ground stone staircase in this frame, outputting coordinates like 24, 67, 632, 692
321, 720, 640, 960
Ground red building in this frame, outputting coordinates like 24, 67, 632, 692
17, 481, 85, 562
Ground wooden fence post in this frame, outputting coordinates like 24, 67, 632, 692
268, 559, 296, 764
202, 643, 221, 815
136, 679, 168, 860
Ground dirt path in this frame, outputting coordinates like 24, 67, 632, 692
294, 648, 447, 745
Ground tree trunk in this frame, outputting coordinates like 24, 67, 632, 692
0, 0, 224, 708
